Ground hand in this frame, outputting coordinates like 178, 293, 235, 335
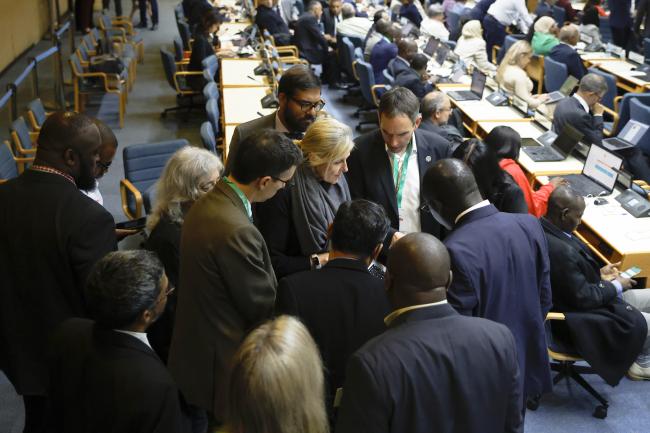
391, 231, 405, 246
600, 261, 621, 281
316, 252, 329, 266
217, 49, 237, 58
550, 177, 568, 188
536, 93, 550, 102
593, 102, 605, 116
615, 275, 637, 291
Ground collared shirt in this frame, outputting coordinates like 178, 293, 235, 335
114, 329, 152, 348
487, 0, 532, 33
337, 17, 373, 39
223, 177, 253, 220
384, 299, 448, 326
573, 93, 602, 117
395, 56, 410, 68
275, 111, 290, 133
386, 134, 421, 233
454, 199, 490, 224
82, 180, 104, 205
420, 18, 450, 41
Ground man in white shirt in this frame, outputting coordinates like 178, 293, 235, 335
483, 0, 532, 61
337, 3, 373, 39
419, 4, 449, 41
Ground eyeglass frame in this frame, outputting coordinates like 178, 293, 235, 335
290, 96, 326, 113
271, 175, 294, 188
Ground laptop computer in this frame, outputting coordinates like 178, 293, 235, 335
447, 69, 486, 101
626, 50, 650, 73
522, 124, 583, 162
545, 76, 579, 104
510, 94, 535, 117
553, 144, 623, 197
601, 119, 649, 151
423, 37, 440, 58
435, 44, 450, 65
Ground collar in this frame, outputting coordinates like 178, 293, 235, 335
384, 133, 418, 157
30, 165, 76, 186
113, 329, 152, 348
384, 299, 448, 326
275, 111, 290, 133
325, 257, 371, 271
396, 56, 410, 66
454, 199, 490, 224
573, 93, 590, 113
223, 177, 253, 220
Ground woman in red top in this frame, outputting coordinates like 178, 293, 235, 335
485, 126, 566, 217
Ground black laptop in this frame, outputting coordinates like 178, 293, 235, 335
522, 124, 583, 162
552, 144, 623, 197
448, 69, 486, 101
423, 37, 440, 58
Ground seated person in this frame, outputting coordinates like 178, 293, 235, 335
454, 20, 496, 75
530, 16, 559, 55
363, 11, 390, 61
337, 3, 373, 39
255, 0, 292, 46
542, 187, 650, 382
188, 10, 235, 91
420, 4, 449, 41
420, 91, 464, 148
555, 0, 578, 22
321, 0, 343, 45
49, 251, 190, 432
276, 199, 392, 422
275, 0, 300, 27
399, 0, 423, 27
496, 40, 549, 109
534, 0, 553, 17
452, 139, 528, 214
394, 54, 434, 99
548, 24, 587, 80
387, 39, 418, 79
370, 21, 398, 84
294, 1, 329, 66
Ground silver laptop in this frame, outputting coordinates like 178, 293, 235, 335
554, 144, 623, 196
602, 120, 649, 151
522, 124, 583, 162
546, 76, 579, 104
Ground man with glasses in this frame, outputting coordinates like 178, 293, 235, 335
49, 250, 190, 433
169, 129, 303, 429
227, 64, 322, 173
420, 91, 464, 149
82, 118, 118, 206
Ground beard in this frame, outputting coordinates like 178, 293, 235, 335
285, 110, 316, 133
76, 161, 98, 191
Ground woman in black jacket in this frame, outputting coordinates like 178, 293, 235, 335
188, 9, 236, 90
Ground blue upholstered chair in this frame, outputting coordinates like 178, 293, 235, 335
630, 98, 650, 155
353, 60, 387, 131
552, 5, 566, 25
10, 117, 38, 157
26, 98, 50, 131
206, 97, 221, 139
544, 57, 568, 93
200, 121, 217, 154
0, 140, 32, 182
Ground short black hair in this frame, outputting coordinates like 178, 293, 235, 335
277, 65, 321, 99
230, 129, 304, 184
373, 10, 388, 23
330, 200, 390, 258
452, 139, 506, 203
38, 111, 99, 153
379, 87, 420, 123
410, 54, 429, 72
198, 9, 223, 35
85, 251, 164, 329
484, 125, 521, 160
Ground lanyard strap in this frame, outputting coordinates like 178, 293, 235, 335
391, 140, 413, 210
223, 177, 252, 221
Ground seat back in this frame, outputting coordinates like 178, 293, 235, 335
160, 48, 178, 89
355, 60, 376, 106
202, 54, 218, 69
543, 56, 568, 92
588, 67, 616, 111
614, 93, 650, 136
27, 99, 47, 129
99, 14, 113, 31
206, 97, 220, 136
178, 20, 192, 51
0, 141, 19, 181
200, 121, 217, 153
347, 36, 363, 48
630, 98, 650, 154
599, 16, 611, 44
341, 37, 357, 81
203, 82, 219, 101
174, 4, 185, 21
552, 5, 566, 25
82, 33, 95, 52
383, 69, 395, 85
70, 52, 84, 76
11, 117, 33, 151
446, 10, 461, 36
77, 43, 90, 62
173, 37, 184, 62
497, 34, 524, 64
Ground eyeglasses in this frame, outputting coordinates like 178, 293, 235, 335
97, 160, 112, 173
151, 284, 175, 308
291, 97, 326, 113
272, 175, 294, 188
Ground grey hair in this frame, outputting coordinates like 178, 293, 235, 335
579, 73, 608, 95
147, 146, 223, 230
559, 24, 579, 43
379, 87, 421, 123
427, 4, 443, 18
341, 3, 355, 19
85, 250, 164, 329
421, 91, 448, 118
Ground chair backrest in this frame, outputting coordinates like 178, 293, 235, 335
178, 20, 191, 51
11, 117, 33, 151
70, 52, 84, 76
100, 14, 113, 31
27, 99, 47, 129
203, 82, 219, 101
543, 56, 568, 92
614, 93, 650, 136
202, 54, 218, 69
0, 141, 19, 181
341, 37, 357, 80
173, 37, 184, 62
630, 98, 650, 154
587, 67, 616, 110
354, 60, 376, 106
200, 121, 217, 153
552, 5, 566, 25
206, 97, 221, 136
160, 48, 178, 89
644, 38, 650, 65
599, 16, 611, 44
174, 4, 185, 21
82, 33, 96, 52
497, 34, 524, 63
446, 10, 461, 36
347, 36, 363, 48
77, 43, 90, 62
383, 69, 395, 85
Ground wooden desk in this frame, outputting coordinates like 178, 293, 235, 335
220, 59, 271, 87
590, 59, 650, 93
219, 22, 252, 38
580, 52, 620, 63
222, 86, 275, 125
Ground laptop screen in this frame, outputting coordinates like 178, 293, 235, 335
559, 76, 579, 96
534, 110, 552, 129
619, 120, 649, 144
552, 124, 583, 157
582, 144, 623, 191
470, 69, 486, 96
628, 50, 645, 65
512, 94, 528, 114
423, 37, 439, 57
401, 23, 414, 37
435, 45, 450, 65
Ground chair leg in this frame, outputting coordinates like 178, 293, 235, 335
568, 369, 609, 408
118, 93, 124, 128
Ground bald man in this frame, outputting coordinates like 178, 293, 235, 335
542, 187, 650, 382
422, 159, 552, 403
0, 112, 117, 432
548, 24, 587, 80
337, 233, 523, 433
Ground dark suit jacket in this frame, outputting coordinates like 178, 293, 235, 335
548, 43, 587, 80
255, 5, 291, 36
492, 174, 529, 214
541, 218, 648, 385
0, 170, 116, 395
635, 0, 650, 38
394, 67, 434, 99
336, 304, 523, 433
552, 96, 603, 146
168, 179, 276, 419
322, 8, 341, 37
418, 118, 464, 148
294, 12, 328, 64
609, 0, 632, 28
387, 56, 410, 78
399, 2, 422, 27
226, 112, 276, 174
347, 128, 451, 243
444, 204, 552, 397
49, 319, 190, 433
370, 38, 398, 83
188, 33, 214, 90
276, 258, 390, 415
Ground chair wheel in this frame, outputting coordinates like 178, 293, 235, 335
593, 405, 608, 419
526, 395, 540, 411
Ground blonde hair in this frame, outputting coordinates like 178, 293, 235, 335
496, 40, 533, 84
146, 146, 223, 230
227, 316, 329, 433
300, 116, 354, 167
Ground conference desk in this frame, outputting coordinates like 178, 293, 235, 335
220, 59, 271, 87
221, 86, 275, 157
590, 59, 650, 93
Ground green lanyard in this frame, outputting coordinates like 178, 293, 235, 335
391, 140, 413, 210
223, 177, 252, 221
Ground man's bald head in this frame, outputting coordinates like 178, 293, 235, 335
559, 24, 580, 46
398, 38, 418, 61
386, 233, 451, 309
546, 186, 585, 232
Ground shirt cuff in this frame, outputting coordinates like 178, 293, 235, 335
611, 279, 623, 298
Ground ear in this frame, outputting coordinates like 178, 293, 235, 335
278, 92, 288, 109
258, 176, 273, 190
141, 308, 155, 325
63, 148, 77, 168
413, 114, 422, 129
445, 270, 453, 291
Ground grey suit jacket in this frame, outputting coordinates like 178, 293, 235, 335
227, 112, 276, 173
168, 179, 277, 419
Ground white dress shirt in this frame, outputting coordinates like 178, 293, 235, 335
419, 18, 450, 41
454, 199, 490, 224
82, 180, 104, 206
337, 17, 373, 39
573, 93, 590, 113
386, 134, 421, 233
114, 329, 152, 348
487, 0, 532, 33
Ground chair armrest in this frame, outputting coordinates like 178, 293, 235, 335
120, 178, 143, 220
173, 71, 204, 94
11, 132, 37, 156
546, 312, 566, 321
78, 71, 124, 93
371, 84, 387, 107
614, 96, 622, 113
352, 60, 360, 81
492, 45, 501, 65
601, 105, 619, 137
276, 46, 300, 57
29, 131, 39, 141
111, 19, 135, 34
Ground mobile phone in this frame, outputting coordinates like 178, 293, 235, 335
115, 217, 147, 231
621, 266, 642, 279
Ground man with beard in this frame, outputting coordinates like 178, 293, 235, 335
226, 64, 322, 173
0, 111, 116, 433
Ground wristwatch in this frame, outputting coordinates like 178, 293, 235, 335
310, 254, 322, 270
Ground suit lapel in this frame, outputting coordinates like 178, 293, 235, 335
415, 129, 435, 184
541, 218, 601, 270
370, 131, 399, 217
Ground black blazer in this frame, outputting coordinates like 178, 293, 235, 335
552, 96, 603, 146
336, 304, 523, 433
492, 174, 529, 214
188, 33, 214, 90
49, 318, 190, 433
394, 68, 434, 99
0, 170, 116, 395
276, 258, 390, 417
293, 13, 328, 64
321, 8, 340, 37
418, 118, 464, 148
347, 128, 451, 242
636, 0, 650, 38
548, 43, 587, 80
255, 5, 290, 36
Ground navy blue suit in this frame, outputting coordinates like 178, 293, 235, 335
386, 57, 410, 79
444, 204, 552, 397
394, 68, 433, 99
548, 43, 587, 80
370, 38, 398, 84
609, 0, 632, 48
399, 2, 422, 27
469, 0, 495, 21
294, 12, 328, 64
552, 96, 603, 146
255, 5, 290, 37
336, 304, 524, 433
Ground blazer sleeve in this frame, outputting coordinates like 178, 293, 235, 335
498, 178, 529, 214
566, 51, 587, 80
535, 223, 553, 318
151, 384, 192, 433
307, 18, 328, 49
275, 277, 299, 316
446, 249, 479, 316
583, 111, 604, 145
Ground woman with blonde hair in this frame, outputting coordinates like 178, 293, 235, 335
496, 40, 549, 109
144, 145, 222, 361
256, 116, 354, 278
453, 20, 497, 75
226, 315, 329, 433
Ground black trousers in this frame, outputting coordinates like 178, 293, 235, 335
611, 26, 631, 50
23, 395, 49, 433
102, 0, 123, 16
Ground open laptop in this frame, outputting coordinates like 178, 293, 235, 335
553, 144, 623, 197
520, 113, 558, 149
434, 44, 451, 65
522, 124, 583, 162
511, 94, 534, 117
601, 119, 650, 151
447, 69, 486, 101
627, 50, 650, 73
423, 37, 440, 58
545, 76, 579, 104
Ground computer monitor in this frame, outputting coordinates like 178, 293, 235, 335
582, 144, 623, 192
435, 44, 450, 65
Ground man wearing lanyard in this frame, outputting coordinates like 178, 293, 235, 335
347, 87, 452, 255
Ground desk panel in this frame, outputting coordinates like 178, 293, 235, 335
591, 60, 650, 93
222, 87, 275, 125
220, 59, 270, 87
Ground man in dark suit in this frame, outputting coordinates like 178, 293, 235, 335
542, 187, 650, 382
227, 65, 321, 172
387, 39, 418, 79
255, 0, 292, 46
420, 90, 464, 149
399, 0, 422, 27
0, 112, 116, 433
168, 130, 303, 423
552, 73, 608, 146
609, 0, 632, 49
347, 87, 451, 250
276, 199, 392, 418
294, 1, 329, 64
394, 54, 434, 99
370, 20, 398, 83
548, 24, 587, 80
321, 0, 343, 42
49, 250, 190, 433
422, 159, 553, 402
336, 233, 523, 433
